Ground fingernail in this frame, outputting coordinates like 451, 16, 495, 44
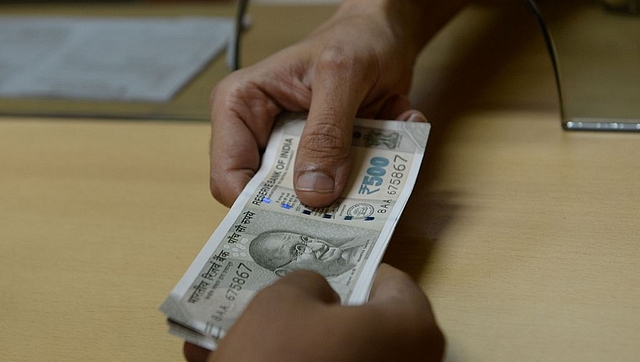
407, 113, 427, 123
297, 172, 335, 193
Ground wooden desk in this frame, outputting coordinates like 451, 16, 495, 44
2, 2, 639, 361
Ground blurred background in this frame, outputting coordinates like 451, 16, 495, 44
0, 0, 340, 121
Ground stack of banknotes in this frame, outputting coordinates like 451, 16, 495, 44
160, 114, 430, 350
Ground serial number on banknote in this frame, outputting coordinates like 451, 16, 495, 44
212, 263, 253, 322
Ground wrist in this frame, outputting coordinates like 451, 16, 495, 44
337, 0, 468, 56
337, 0, 426, 58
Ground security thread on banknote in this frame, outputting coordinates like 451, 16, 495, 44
160, 114, 430, 350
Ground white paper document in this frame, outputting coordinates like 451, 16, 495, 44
0, 16, 234, 102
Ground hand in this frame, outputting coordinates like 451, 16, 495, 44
184, 263, 445, 362
209, 0, 435, 208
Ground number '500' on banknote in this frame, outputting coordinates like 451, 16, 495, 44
160, 114, 430, 350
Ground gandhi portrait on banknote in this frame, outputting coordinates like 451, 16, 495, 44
248, 231, 367, 278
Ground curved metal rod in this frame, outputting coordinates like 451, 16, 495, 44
523, 0, 566, 126
229, 0, 250, 71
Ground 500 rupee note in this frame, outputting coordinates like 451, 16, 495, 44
160, 114, 430, 349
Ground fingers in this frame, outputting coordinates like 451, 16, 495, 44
396, 109, 428, 123
211, 270, 340, 362
377, 94, 428, 123
186, 267, 441, 362
209, 73, 282, 207
252, 269, 340, 306
294, 47, 373, 207
377, 94, 412, 120
367, 263, 445, 360
183, 342, 211, 362
208, 121, 261, 208
368, 264, 432, 311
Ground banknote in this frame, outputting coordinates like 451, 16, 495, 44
160, 113, 430, 350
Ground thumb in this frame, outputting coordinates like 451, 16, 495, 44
208, 270, 339, 362
294, 50, 371, 207
256, 269, 340, 305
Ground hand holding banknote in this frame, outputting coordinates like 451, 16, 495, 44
184, 264, 445, 362
208, 0, 438, 209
